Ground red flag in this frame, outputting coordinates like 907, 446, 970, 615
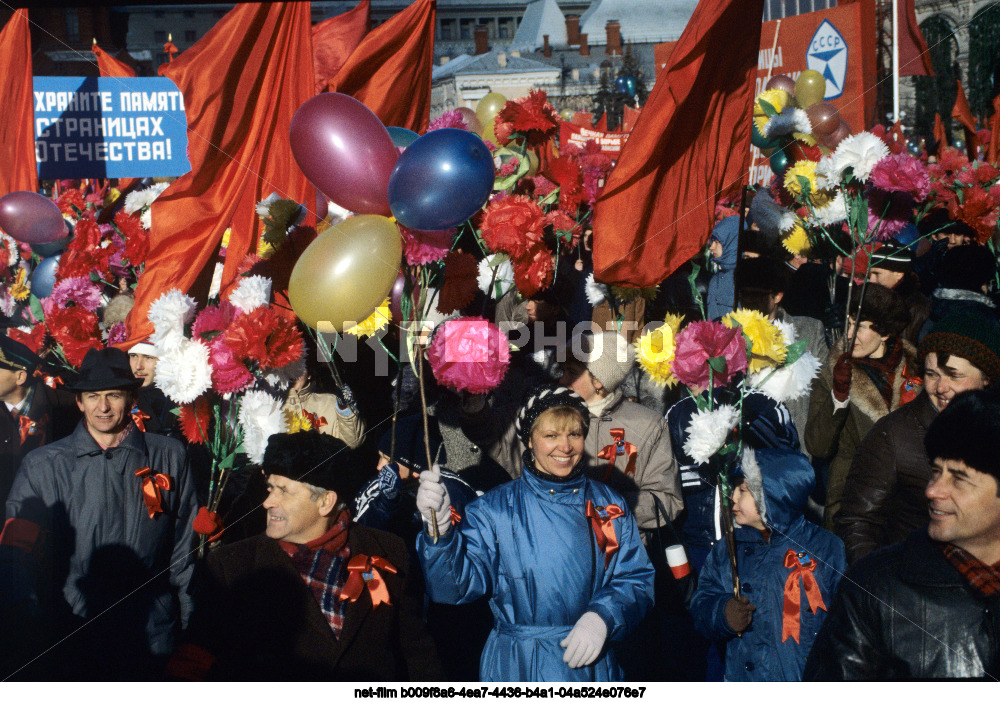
592, 0, 765, 287
125, 2, 314, 345
92, 42, 136, 78
0, 9, 36, 196
988, 95, 1000, 165
897, 0, 933, 76
952, 80, 978, 160
312, 0, 370, 94
325, 0, 435, 133
623, 105, 641, 133
571, 111, 593, 128
595, 113, 608, 132
934, 113, 948, 155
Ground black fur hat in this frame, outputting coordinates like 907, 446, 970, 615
925, 390, 1000, 484
263, 431, 365, 499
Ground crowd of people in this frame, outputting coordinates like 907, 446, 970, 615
2, 192, 1000, 683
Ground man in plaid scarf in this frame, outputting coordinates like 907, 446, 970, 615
806, 389, 1000, 680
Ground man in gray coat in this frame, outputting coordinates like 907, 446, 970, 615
3, 347, 199, 679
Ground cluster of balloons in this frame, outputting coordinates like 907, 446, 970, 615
613, 75, 638, 99
287, 93, 496, 331
0, 191, 73, 298
751, 70, 852, 177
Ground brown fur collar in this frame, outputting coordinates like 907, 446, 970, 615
821, 338, 919, 424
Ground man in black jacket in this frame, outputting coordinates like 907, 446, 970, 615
170, 431, 442, 681
805, 390, 1000, 680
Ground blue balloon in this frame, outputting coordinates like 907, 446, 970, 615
387, 126, 420, 149
613, 76, 629, 95
31, 230, 73, 258
623, 76, 638, 98
388, 128, 495, 231
31, 255, 61, 298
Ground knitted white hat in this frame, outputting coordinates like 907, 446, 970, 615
578, 330, 634, 393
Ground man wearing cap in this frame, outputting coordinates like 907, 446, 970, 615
836, 312, 1000, 563
3, 347, 198, 679
169, 431, 441, 680
0, 336, 78, 505
867, 239, 931, 346
806, 390, 1000, 679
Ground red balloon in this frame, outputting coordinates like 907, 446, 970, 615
806, 102, 841, 138
0, 191, 68, 244
455, 107, 482, 135
822, 120, 852, 150
289, 93, 399, 216
765, 75, 796, 94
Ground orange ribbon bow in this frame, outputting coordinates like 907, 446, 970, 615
586, 500, 624, 570
302, 410, 328, 430
782, 549, 827, 643
33, 369, 63, 388
131, 408, 150, 432
135, 467, 173, 519
18, 414, 39, 446
340, 554, 397, 609
449, 505, 462, 526
596, 428, 637, 480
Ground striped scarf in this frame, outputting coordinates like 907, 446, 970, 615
941, 542, 1000, 597
279, 511, 352, 638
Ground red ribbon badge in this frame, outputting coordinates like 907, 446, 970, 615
135, 466, 173, 519
449, 505, 462, 526
782, 549, 827, 643
302, 410, 328, 430
33, 369, 63, 388
340, 554, 397, 609
596, 428, 637, 480
131, 407, 150, 432
586, 500, 624, 570
18, 414, 38, 445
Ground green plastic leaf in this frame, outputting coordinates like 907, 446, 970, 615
707, 356, 727, 374
783, 339, 807, 366
796, 175, 811, 196
29, 294, 44, 322
758, 98, 779, 118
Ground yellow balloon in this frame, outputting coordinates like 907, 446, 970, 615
481, 118, 499, 146
794, 70, 826, 109
288, 215, 402, 331
559, 108, 575, 122
475, 92, 507, 134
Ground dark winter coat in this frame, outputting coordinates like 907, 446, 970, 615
835, 391, 937, 563
691, 449, 846, 681
804, 529, 1000, 680
183, 526, 443, 680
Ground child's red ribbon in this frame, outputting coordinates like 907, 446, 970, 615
135, 466, 173, 518
340, 555, 397, 609
586, 500, 624, 569
782, 549, 827, 643
596, 428, 637, 479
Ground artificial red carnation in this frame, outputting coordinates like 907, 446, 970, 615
479, 194, 545, 259
45, 305, 102, 367
947, 186, 999, 244
115, 210, 149, 265
543, 210, 579, 250
208, 335, 255, 394
973, 163, 1000, 186
222, 305, 304, 370
179, 395, 212, 445
937, 148, 969, 174
56, 189, 86, 216
494, 90, 559, 147
72, 218, 103, 251
511, 244, 554, 298
546, 156, 584, 214
8, 325, 47, 353
437, 252, 479, 314
193, 301, 237, 341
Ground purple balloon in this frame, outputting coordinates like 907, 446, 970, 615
290, 93, 399, 216
765, 75, 796, 94
0, 191, 67, 244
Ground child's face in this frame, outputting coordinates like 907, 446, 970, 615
732, 483, 765, 531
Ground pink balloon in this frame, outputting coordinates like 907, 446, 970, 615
765, 75, 796, 94
822, 120, 851, 150
290, 93, 399, 216
455, 107, 482, 134
806, 102, 841, 138
0, 191, 67, 244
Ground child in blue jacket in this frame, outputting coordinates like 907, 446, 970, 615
690, 448, 846, 681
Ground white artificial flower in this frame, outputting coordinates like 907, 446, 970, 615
123, 182, 170, 215
777, 209, 799, 234
0, 289, 15, 317
764, 107, 811, 138
154, 338, 212, 404
264, 353, 306, 391
814, 156, 841, 190
1, 232, 20, 268
140, 208, 152, 230
750, 352, 821, 403
813, 190, 848, 226
585, 272, 608, 307
238, 389, 288, 465
147, 289, 197, 354
228, 275, 272, 314
684, 404, 740, 465
830, 132, 889, 183
256, 192, 281, 218
477, 255, 514, 299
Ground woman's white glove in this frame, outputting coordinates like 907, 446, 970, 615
560, 611, 607, 669
416, 467, 452, 537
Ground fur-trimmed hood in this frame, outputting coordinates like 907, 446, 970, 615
738, 447, 813, 534
819, 337, 918, 424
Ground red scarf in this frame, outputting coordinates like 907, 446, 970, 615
941, 542, 1000, 596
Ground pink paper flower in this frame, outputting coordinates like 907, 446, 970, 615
428, 110, 469, 131
868, 153, 931, 201
867, 190, 914, 240
192, 300, 237, 340
399, 225, 454, 266
106, 322, 127, 346
48, 276, 103, 312
208, 336, 255, 394
427, 316, 511, 394
672, 321, 748, 391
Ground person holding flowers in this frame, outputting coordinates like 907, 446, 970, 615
417, 385, 654, 681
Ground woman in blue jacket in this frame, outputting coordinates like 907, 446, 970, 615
690, 448, 846, 681
417, 385, 655, 682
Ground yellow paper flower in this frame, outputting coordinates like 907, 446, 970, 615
754, 89, 791, 117
635, 322, 677, 387
792, 132, 817, 146
283, 408, 313, 434
782, 224, 811, 256
257, 239, 277, 259
723, 309, 787, 373
221, 227, 232, 249
10, 268, 29, 301
663, 312, 685, 336
344, 298, 391, 337
105, 188, 121, 207
783, 160, 818, 198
